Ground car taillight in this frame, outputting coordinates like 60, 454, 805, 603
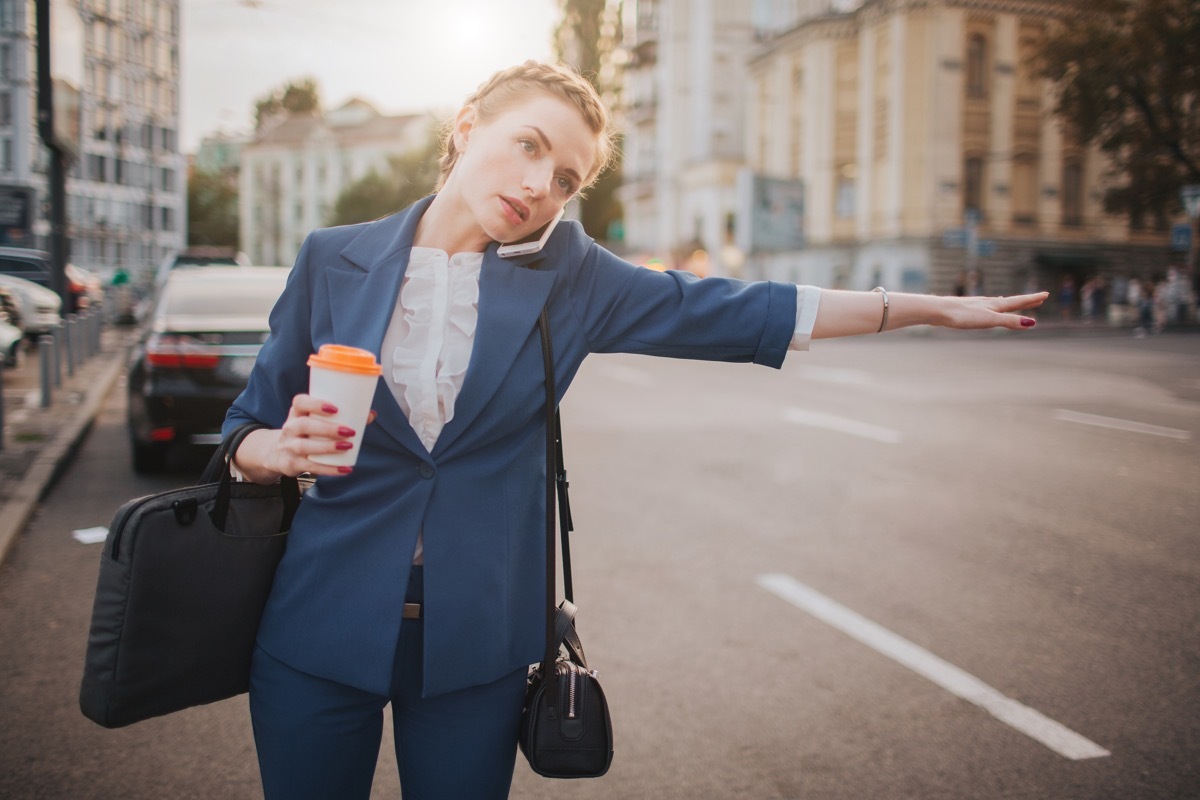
145, 334, 221, 369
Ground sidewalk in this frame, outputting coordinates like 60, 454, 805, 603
0, 326, 131, 568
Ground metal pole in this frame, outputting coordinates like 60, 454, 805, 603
39, 335, 53, 408
35, 0, 69, 315
52, 323, 62, 388
0, 352, 6, 452
65, 313, 76, 376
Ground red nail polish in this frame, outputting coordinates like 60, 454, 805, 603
1021, 317, 1036, 328
338, 466, 353, 474
335, 441, 354, 451
322, 403, 339, 414
338, 426, 356, 437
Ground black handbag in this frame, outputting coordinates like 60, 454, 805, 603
518, 307, 615, 779
79, 423, 301, 728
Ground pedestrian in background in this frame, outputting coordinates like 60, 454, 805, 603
221, 60, 1047, 799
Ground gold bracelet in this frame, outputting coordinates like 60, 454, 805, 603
871, 287, 889, 333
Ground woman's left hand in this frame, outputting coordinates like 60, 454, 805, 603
941, 291, 1049, 330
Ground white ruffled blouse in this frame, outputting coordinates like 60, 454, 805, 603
380, 247, 484, 452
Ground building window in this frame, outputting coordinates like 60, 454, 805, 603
1061, 160, 1083, 227
835, 176, 856, 218
160, 206, 175, 231
967, 34, 988, 99
0, 92, 10, 127
0, 0, 16, 32
1012, 155, 1038, 224
1, 138, 10, 172
161, 167, 174, 192
963, 156, 984, 217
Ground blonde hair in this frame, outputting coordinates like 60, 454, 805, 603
436, 60, 617, 192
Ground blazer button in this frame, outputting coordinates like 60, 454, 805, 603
419, 463, 436, 480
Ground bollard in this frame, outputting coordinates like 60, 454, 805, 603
65, 314, 77, 376
90, 310, 101, 357
51, 323, 63, 388
79, 311, 90, 360
39, 335, 53, 408
89, 311, 100, 357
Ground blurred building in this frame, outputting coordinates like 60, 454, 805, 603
239, 99, 433, 267
618, 0, 758, 274
620, 0, 1175, 300
0, 0, 186, 280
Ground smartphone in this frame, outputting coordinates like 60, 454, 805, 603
496, 208, 565, 258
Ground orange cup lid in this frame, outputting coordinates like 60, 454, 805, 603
307, 344, 382, 376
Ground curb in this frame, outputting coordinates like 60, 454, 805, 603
0, 350, 125, 570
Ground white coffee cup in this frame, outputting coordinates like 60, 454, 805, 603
307, 344, 382, 467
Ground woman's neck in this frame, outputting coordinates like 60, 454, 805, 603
413, 186, 490, 255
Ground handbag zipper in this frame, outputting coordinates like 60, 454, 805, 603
556, 661, 600, 720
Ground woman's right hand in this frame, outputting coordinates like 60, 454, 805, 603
232, 394, 374, 483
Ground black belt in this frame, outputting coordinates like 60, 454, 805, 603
402, 603, 421, 620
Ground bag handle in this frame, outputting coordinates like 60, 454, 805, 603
201, 423, 302, 534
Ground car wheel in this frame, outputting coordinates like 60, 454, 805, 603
130, 437, 168, 474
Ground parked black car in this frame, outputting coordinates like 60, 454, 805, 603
127, 266, 290, 473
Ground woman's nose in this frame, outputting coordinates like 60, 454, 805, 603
522, 163, 553, 198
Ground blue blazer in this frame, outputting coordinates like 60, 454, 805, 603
224, 195, 798, 697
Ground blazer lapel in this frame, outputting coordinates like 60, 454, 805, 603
431, 247, 555, 458
325, 196, 433, 458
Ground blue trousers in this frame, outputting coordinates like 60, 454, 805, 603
248, 567, 529, 799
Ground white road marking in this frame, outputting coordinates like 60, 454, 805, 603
592, 363, 655, 387
793, 365, 873, 386
756, 573, 1111, 761
1054, 409, 1191, 441
783, 408, 903, 444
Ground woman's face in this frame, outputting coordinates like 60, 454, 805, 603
450, 92, 598, 245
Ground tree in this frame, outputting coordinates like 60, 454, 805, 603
186, 169, 238, 247
1038, 0, 1200, 224
555, 0, 625, 244
327, 134, 441, 226
255, 77, 321, 131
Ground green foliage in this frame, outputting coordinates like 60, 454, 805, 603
327, 135, 441, 227
555, 0, 625, 243
1038, 0, 1200, 221
186, 169, 238, 247
255, 77, 322, 130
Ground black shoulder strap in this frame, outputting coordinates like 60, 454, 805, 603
537, 306, 576, 675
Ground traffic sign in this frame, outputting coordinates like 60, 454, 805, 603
1182, 185, 1200, 218
1171, 223, 1192, 252
943, 228, 967, 248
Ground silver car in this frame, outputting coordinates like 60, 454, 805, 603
0, 273, 63, 337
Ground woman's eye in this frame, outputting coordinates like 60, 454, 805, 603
519, 139, 537, 154
556, 177, 576, 194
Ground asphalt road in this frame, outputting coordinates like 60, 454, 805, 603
0, 331, 1197, 799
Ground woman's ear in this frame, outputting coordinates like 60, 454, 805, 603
453, 105, 477, 152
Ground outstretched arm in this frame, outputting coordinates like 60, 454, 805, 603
811, 289, 1048, 340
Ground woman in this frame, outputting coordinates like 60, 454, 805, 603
224, 61, 1046, 798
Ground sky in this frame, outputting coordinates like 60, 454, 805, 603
181, 0, 561, 153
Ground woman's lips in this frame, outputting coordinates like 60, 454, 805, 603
501, 197, 528, 226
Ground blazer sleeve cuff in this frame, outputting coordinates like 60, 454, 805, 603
754, 280, 800, 369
